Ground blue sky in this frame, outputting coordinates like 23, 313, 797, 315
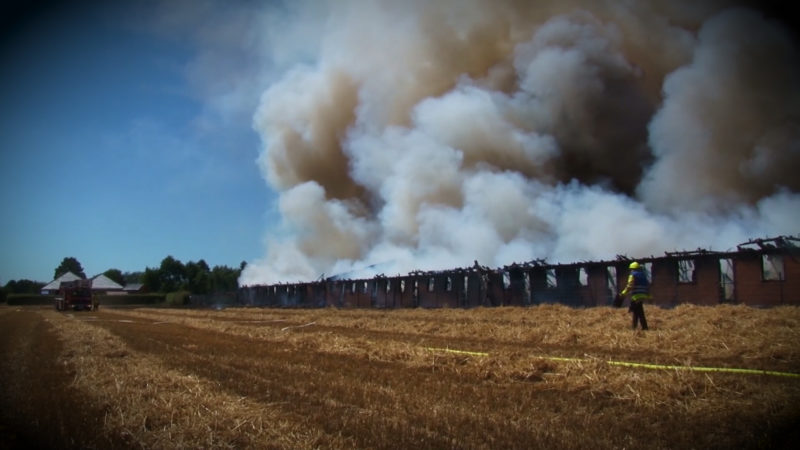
1, 1, 278, 283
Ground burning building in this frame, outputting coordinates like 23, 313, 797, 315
239, 1, 800, 287
237, 236, 799, 309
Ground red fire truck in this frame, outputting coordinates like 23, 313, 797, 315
55, 279, 97, 311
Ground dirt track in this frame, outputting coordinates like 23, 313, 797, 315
2, 305, 799, 449
0, 309, 118, 449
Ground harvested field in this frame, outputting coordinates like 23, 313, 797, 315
1, 304, 799, 449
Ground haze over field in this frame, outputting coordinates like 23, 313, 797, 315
240, 0, 800, 284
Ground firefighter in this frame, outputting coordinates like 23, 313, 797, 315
619, 261, 649, 330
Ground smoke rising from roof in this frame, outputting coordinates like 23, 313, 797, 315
240, 0, 800, 284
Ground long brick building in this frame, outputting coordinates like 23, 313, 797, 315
236, 236, 799, 309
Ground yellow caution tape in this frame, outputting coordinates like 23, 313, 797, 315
603, 360, 800, 378
423, 347, 489, 357
424, 347, 800, 379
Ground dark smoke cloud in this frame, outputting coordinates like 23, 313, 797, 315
241, 0, 799, 284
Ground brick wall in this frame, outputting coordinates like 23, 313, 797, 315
242, 247, 799, 308
678, 257, 720, 306
586, 266, 611, 306
735, 252, 800, 306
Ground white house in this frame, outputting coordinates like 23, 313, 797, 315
40, 271, 81, 295
90, 274, 124, 294
40, 272, 124, 295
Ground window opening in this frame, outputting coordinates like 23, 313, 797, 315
762, 254, 784, 281
428, 277, 435, 292
546, 268, 557, 288
606, 266, 617, 293
400, 279, 406, 293
720, 258, 734, 301
678, 260, 695, 283
578, 267, 589, 287
446, 276, 452, 292
502, 271, 511, 290
523, 272, 531, 304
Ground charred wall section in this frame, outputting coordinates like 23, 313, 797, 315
237, 237, 800, 309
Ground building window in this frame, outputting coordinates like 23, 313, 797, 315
446, 277, 453, 292
524, 273, 531, 304
607, 266, 617, 292
502, 271, 511, 290
762, 254, 784, 281
351, 282, 356, 294
720, 258, 734, 301
546, 268, 557, 288
386, 280, 391, 293
678, 260, 695, 283
428, 277, 435, 292
363, 281, 369, 293
400, 280, 406, 293
578, 267, 589, 287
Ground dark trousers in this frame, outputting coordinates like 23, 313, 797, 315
630, 301, 648, 330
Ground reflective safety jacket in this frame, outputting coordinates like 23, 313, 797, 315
622, 269, 650, 302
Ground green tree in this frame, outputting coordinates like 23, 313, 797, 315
102, 269, 125, 286
54, 257, 86, 279
122, 271, 144, 285
142, 267, 161, 292
128, 257, 243, 294
210, 264, 242, 292
4, 279, 45, 294
184, 260, 211, 294
159, 256, 186, 293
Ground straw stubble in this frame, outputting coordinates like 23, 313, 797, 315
26, 304, 800, 448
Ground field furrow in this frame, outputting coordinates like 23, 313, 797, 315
2, 304, 799, 449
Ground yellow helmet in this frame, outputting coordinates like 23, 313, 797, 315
629, 261, 640, 270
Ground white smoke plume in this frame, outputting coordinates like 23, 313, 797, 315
240, 0, 800, 285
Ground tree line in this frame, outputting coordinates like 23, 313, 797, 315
1, 256, 246, 297
141, 256, 245, 294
